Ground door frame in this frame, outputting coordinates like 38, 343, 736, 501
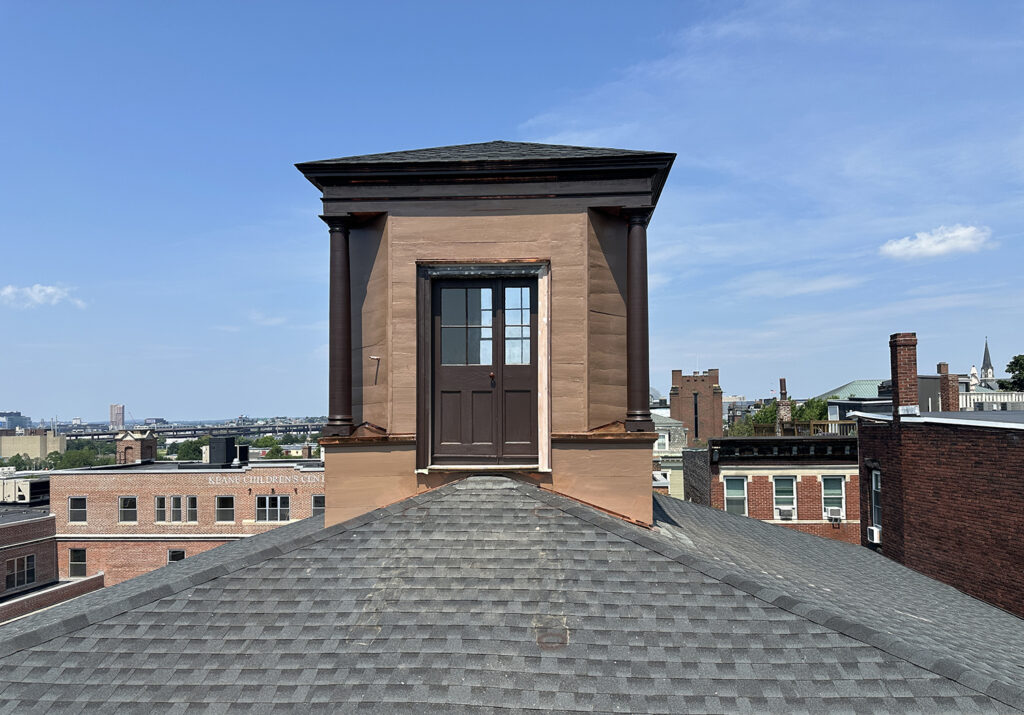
416, 260, 550, 471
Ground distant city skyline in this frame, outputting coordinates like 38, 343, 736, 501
2, 2, 1022, 419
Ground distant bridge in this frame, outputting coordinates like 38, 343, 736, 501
60, 423, 324, 442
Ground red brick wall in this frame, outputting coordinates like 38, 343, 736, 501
0, 516, 59, 599
710, 470, 861, 544
670, 369, 723, 443
0, 573, 103, 624
860, 419, 1024, 617
49, 464, 326, 585
889, 332, 918, 415
51, 465, 325, 535
57, 539, 229, 585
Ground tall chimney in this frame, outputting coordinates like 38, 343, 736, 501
776, 377, 792, 435
889, 333, 919, 419
939, 370, 959, 413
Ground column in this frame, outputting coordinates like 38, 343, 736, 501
324, 217, 353, 437
625, 211, 654, 432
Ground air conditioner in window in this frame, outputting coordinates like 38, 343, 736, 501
867, 526, 882, 544
776, 508, 794, 521
825, 507, 843, 522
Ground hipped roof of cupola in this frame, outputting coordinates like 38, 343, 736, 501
296, 140, 676, 207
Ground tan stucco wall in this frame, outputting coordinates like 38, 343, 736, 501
323, 444, 417, 526
551, 442, 654, 525
586, 210, 628, 429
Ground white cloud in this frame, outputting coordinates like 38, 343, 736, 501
0, 284, 85, 309
879, 224, 993, 259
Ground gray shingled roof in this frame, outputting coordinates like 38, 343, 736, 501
304, 140, 666, 166
654, 494, 1024, 707
0, 477, 1021, 712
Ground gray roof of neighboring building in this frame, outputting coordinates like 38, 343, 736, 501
0, 506, 50, 527
0, 477, 1021, 711
652, 414, 683, 427
299, 140, 667, 166
814, 379, 886, 400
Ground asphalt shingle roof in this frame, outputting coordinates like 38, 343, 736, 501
0, 477, 1021, 712
301, 140, 667, 166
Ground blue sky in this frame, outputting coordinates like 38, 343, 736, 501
2, 2, 1022, 422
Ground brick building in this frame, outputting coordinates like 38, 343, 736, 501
707, 435, 860, 543
49, 459, 326, 585
856, 332, 1024, 618
0, 506, 103, 623
115, 429, 158, 464
669, 369, 723, 445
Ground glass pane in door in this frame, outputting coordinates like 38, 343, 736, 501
504, 286, 531, 365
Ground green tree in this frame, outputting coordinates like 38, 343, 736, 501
177, 439, 203, 461
58, 449, 100, 469
279, 433, 300, 445
751, 401, 778, 424
252, 436, 278, 448
793, 397, 829, 421
264, 444, 286, 459
6, 453, 28, 471
727, 417, 754, 436
998, 355, 1024, 391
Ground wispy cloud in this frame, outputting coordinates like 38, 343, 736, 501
248, 311, 286, 327
0, 284, 85, 309
736, 271, 866, 297
879, 224, 993, 259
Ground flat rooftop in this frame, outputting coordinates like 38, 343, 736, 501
0, 506, 50, 526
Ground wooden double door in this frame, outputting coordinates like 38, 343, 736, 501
432, 277, 538, 465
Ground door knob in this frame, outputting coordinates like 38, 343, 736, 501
489, 372, 495, 379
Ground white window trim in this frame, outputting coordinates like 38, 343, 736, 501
871, 469, 882, 528
820, 475, 846, 519
724, 476, 749, 517
770, 475, 798, 520
118, 495, 138, 524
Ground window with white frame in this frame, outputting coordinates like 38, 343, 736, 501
155, 495, 198, 523
118, 496, 138, 523
69, 548, 87, 578
724, 477, 747, 516
655, 432, 670, 451
68, 496, 87, 523
256, 495, 290, 522
215, 496, 235, 522
822, 476, 846, 519
773, 476, 796, 520
871, 469, 882, 527
5, 555, 35, 590
312, 494, 325, 517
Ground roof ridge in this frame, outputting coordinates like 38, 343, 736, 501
0, 481, 463, 662
513, 485, 1024, 711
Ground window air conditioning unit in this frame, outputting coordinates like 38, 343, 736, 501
825, 507, 843, 521
867, 526, 882, 544
777, 508, 794, 521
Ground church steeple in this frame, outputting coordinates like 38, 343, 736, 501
982, 337, 994, 380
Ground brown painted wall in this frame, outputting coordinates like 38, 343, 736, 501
351, 215, 390, 428
551, 442, 654, 525
586, 210, 628, 429
323, 444, 417, 525
385, 212, 590, 434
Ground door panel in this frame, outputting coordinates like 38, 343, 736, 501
432, 277, 538, 465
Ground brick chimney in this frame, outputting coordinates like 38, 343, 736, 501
776, 378, 792, 435
938, 362, 960, 412
889, 333, 919, 419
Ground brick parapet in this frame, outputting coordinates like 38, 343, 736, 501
859, 417, 1024, 617
0, 573, 103, 624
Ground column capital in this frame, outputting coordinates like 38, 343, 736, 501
623, 208, 653, 227
319, 214, 356, 232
